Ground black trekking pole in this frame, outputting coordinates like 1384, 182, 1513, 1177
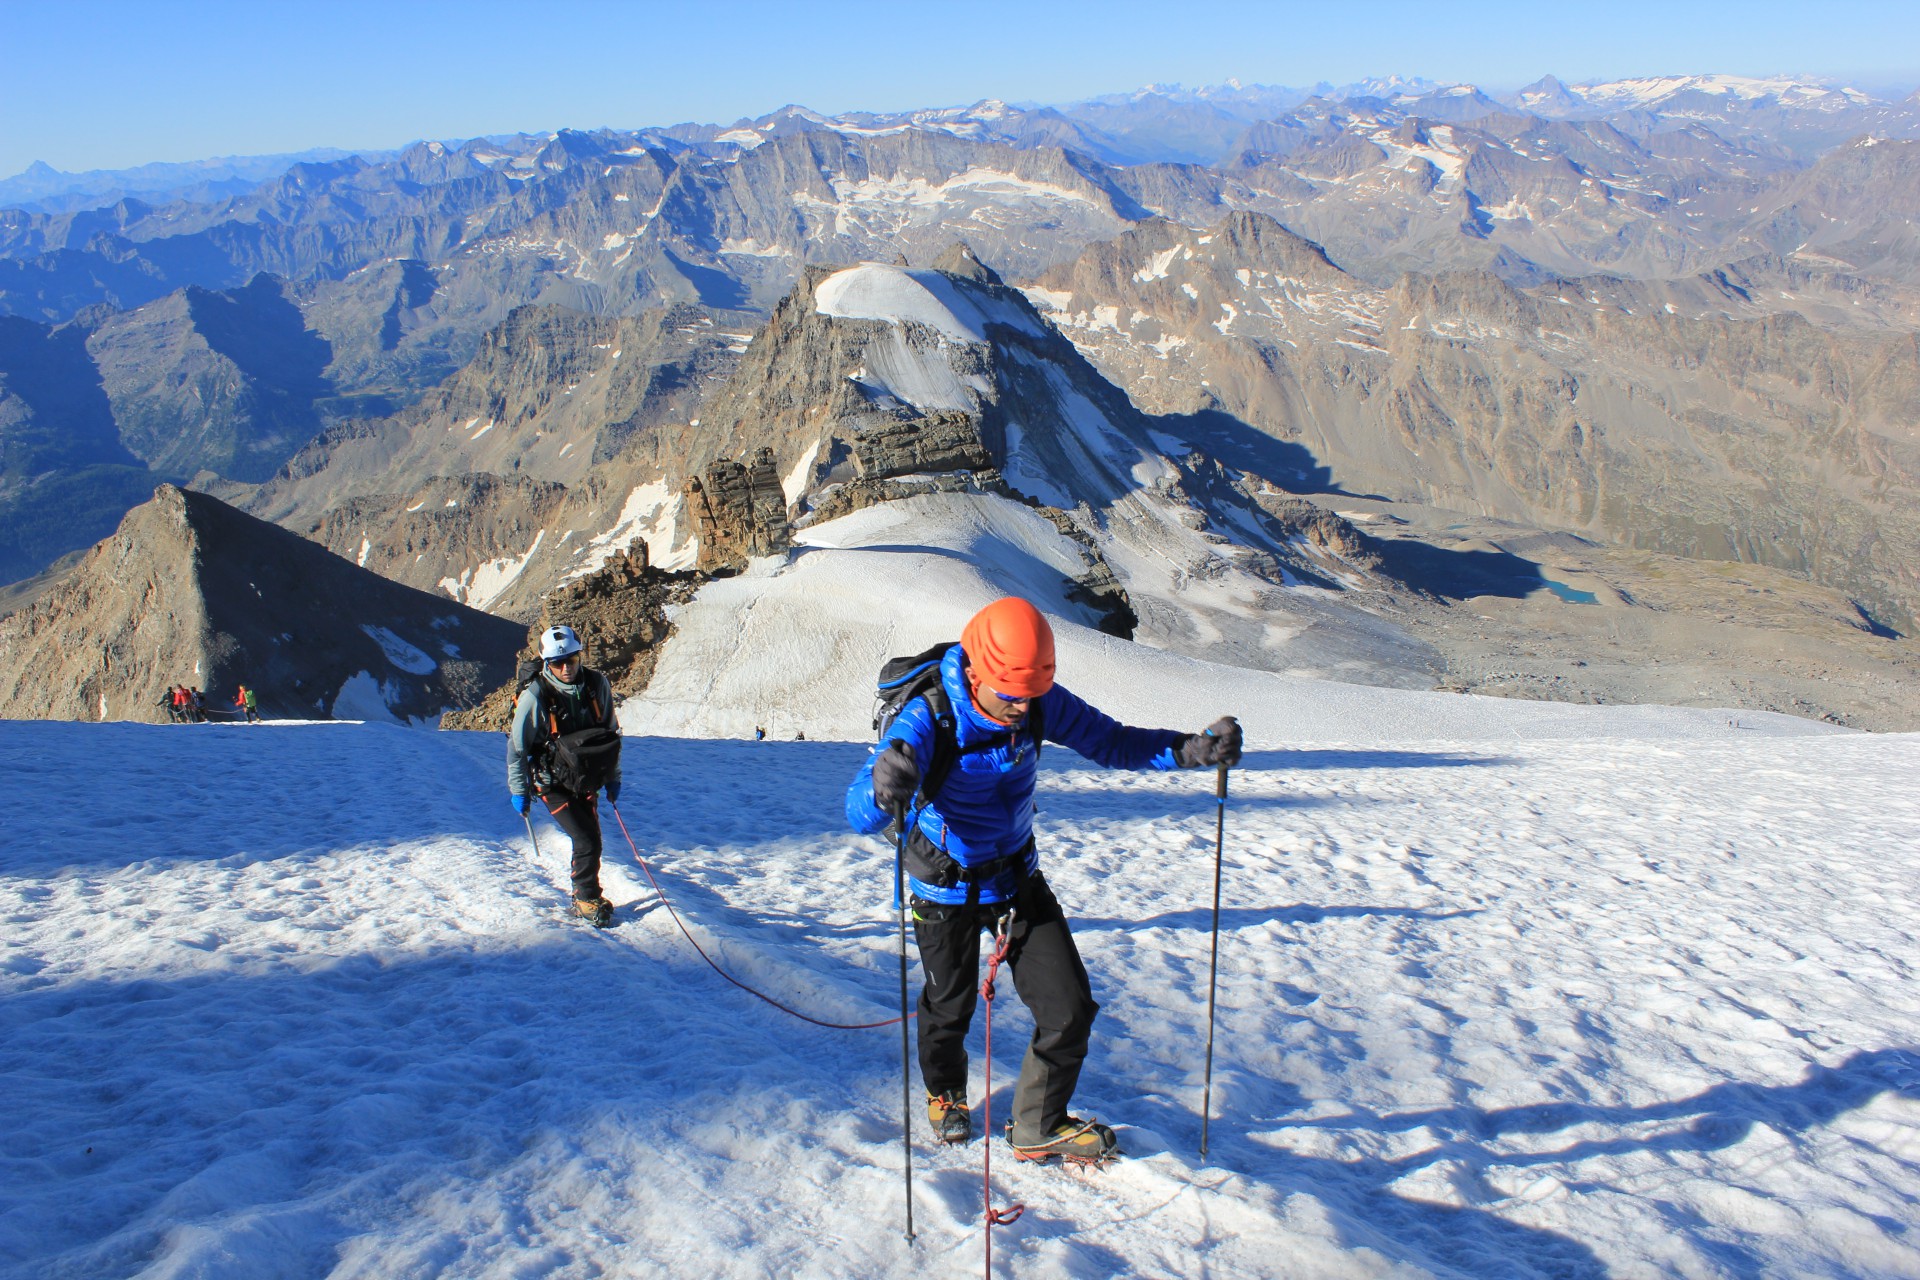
894, 807, 916, 1244
1200, 763, 1228, 1159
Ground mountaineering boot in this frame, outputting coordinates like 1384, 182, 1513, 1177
927, 1089, 971, 1144
573, 895, 614, 928
1008, 1115, 1119, 1166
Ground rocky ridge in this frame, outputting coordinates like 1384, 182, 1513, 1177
0, 484, 521, 722
678, 252, 1440, 680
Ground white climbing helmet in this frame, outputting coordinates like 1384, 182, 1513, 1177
540, 624, 584, 661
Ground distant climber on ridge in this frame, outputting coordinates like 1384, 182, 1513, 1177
846, 596, 1241, 1163
508, 625, 624, 927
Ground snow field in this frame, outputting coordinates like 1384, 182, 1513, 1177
815, 263, 1039, 344
629, 490, 1829, 748
3, 714, 1918, 1277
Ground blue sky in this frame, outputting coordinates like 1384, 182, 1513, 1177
6, 0, 1918, 177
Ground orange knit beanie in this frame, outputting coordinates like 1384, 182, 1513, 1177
961, 598, 1056, 697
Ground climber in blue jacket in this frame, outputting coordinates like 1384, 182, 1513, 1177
847, 596, 1240, 1163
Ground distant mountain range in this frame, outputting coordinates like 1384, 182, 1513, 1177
9, 73, 1915, 213
0, 147, 401, 215
3, 73, 1917, 727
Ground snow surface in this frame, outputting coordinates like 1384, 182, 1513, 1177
441, 531, 545, 611
327, 672, 419, 726
1573, 75, 1871, 112
856, 325, 988, 412
815, 263, 1041, 342
627, 491, 1831, 749
5, 697, 1917, 1277
570, 481, 693, 579
8, 428, 1918, 1275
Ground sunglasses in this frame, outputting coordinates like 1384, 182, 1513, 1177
983, 684, 1033, 705
548, 655, 580, 668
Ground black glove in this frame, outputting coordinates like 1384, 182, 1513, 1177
871, 742, 921, 814
1175, 716, 1242, 769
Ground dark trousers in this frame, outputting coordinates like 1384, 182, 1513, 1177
912, 871, 1098, 1141
542, 788, 604, 899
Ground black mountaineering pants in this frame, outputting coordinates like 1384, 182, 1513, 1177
542, 788, 604, 900
911, 871, 1098, 1142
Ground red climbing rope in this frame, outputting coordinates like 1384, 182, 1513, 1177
608, 804, 907, 1032
980, 910, 1026, 1274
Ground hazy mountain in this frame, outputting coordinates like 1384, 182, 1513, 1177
0, 316, 152, 583
1511, 74, 1920, 158
0, 148, 396, 214
1730, 136, 1920, 282
1051, 92, 1264, 164
82, 274, 336, 481
247, 297, 747, 613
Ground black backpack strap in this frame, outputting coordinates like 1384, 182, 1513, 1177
914, 683, 960, 807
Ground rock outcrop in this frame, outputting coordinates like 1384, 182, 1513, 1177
686, 449, 792, 572
441, 539, 708, 732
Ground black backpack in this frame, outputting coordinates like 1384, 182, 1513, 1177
526, 667, 622, 796
873, 642, 1042, 806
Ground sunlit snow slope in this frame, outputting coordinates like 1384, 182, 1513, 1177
624, 491, 1825, 745
5, 683, 1918, 1276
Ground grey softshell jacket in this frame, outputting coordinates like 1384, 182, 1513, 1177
506, 667, 621, 797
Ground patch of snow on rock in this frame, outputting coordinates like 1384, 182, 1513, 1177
361, 626, 438, 676
782, 441, 821, 505
815, 263, 1038, 341
574, 481, 693, 577
458, 530, 546, 610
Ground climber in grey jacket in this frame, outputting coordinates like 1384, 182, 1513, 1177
508, 624, 623, 926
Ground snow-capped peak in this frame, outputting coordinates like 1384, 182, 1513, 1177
1573, 74, 1879, 112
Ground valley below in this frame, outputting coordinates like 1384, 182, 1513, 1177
2, 72, 1918, 731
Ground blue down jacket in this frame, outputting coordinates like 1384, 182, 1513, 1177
846, 644, 1182, 905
